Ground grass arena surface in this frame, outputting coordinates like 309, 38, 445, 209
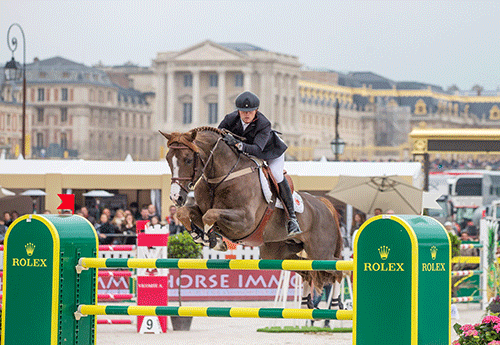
94, 301, 480, 345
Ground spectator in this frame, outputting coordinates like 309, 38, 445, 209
165, 205, 185, 235
124, 209, 132, 218
0, 221, 6, 243
444, 221, 456, 236
43, 210, 51, 214
3, 212, 12, 227
111, 209, 125, 228
80, 206, 96, 225
147, 204, 160, 220
129, 202, 140, 219
351, 212, 366, 241
120, 213, 137, 245
373, 208, 383, 216
102, 208, 111, 218
138, 207, 150, 221
95, 214, 118, 245
385, 209, 395, 215
11, 211, 19, 222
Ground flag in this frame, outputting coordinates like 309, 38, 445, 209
57, 194, 75, 214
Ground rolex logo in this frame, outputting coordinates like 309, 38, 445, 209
430, 246, 438, 261
378, 246, 390, 260
25, 243, 35, 256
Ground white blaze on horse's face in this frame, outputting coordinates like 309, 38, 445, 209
170, 155, 182, 202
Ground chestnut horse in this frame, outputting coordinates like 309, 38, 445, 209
160, 127, 343, 304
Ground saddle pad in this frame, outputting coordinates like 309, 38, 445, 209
258, 167, 304, 213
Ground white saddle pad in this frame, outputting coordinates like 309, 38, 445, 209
258, 167, 304, 213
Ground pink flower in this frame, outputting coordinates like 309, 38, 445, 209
488, 341, 500, 345
460, 324, 475, 331
494, 324, 500, 333
483, 316, 500, 324
464, 329, 479, 337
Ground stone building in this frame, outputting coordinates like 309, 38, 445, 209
0, 57, 153, 160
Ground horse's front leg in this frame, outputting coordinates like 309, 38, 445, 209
176, 205, 210, 246
202, 208, 253, 240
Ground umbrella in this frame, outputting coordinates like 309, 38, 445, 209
82, 190, 114, 198
0, 187, 15, 198
327, 175, 423, 214
21, 189, 47, 197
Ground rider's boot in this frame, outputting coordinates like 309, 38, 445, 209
278, 179, 302, 237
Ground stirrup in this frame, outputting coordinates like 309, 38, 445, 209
287, 218, 302, 237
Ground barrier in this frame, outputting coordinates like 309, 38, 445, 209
2, 214, 451, 345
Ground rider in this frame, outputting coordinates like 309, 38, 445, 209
218, 91, 302, 237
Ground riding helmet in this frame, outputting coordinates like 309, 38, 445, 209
235, 91, 260, 111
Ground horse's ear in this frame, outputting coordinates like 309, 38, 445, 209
158, 130, 172, 141
187, 130, 197, 142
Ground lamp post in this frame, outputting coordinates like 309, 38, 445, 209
4, 23, 26, 158
330, 100, 345, 161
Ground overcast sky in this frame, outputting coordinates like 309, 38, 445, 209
1, 0, 498, 91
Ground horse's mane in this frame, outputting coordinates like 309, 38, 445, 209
193, 126, 224, 136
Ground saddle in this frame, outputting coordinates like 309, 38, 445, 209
233, 159, 303, 246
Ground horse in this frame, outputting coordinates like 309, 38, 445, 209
160, 126, 343, 307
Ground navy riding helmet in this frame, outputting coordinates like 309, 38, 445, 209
235, 91, 260, 111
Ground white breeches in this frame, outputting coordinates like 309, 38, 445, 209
268, 153, 285, 183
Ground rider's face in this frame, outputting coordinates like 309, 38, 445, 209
239, 109, 257, 124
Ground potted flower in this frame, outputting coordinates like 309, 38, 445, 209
454, 316, 500, 344
489, 296, 500, 314
167, 231, 203, 331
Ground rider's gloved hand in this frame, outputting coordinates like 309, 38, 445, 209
222, 133, 241, 148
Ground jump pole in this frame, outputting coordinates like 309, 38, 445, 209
2, 214, 450, 345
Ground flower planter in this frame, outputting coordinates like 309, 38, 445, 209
489, 303, 500, 313
170, 316, 193, 331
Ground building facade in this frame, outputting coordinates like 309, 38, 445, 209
0, 57, 153, 160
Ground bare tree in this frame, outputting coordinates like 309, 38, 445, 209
471, 84, 484, 96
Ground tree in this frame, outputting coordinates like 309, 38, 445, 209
471, 84, 484, 96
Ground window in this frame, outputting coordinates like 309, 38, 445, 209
183, 103, 192, 124
60, 133, 68, 150
61, 88, 68, 101
37, 108, 44, 122
208, 103, 218, 124
6, 114, 10, 127
36, 133, 44, 148
39, 72, 47, 78
209, 74, 218, 87
184, 74, 193, 87
235, 73, 243, 87
62, 72, 70, 79
61, 108, 68, 122
38, 88, 45, 101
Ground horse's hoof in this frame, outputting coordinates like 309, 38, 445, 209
204, 223, 214, 233
213, 241, 228, 252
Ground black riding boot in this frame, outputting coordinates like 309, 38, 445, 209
278, 179, 302, 236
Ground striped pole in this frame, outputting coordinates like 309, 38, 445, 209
77, 258, 353, 272
76, 305, 353, 320
451, 270, 483, 277
97, 319, 132, 325
452, 296, 482, 303
97, 294, 135, 301
459, 243, 483, 249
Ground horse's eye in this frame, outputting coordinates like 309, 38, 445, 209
185, 158, 193, 164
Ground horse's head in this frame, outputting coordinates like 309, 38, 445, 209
159, 129, 201, 206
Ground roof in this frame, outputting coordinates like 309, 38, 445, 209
219, 43, 267, 52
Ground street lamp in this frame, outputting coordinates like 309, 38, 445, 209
4, 23, 26, 158
330, 100, 345, 161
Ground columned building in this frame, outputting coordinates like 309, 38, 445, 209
152, 40, 302, 149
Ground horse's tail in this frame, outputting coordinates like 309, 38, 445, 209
319, 197, 343, 262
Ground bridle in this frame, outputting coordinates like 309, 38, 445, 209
168, 144, 202, 194
168, 135, 249, 201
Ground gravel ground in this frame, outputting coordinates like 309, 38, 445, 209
95, 301, 484, 345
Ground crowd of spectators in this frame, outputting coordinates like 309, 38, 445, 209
430, 158, 500, 171
0, 203, 186, 245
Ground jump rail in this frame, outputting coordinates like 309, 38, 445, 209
75, 305, 353, 320
77, 258, 353, 273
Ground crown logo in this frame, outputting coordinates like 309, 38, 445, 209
378, 246, 390, 260
25, 243, 35, 256
430, 246, 438, 260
